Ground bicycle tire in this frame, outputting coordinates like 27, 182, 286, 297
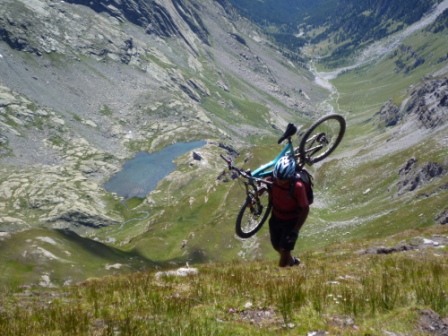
235, 193, 272, 239
298, 114, 346, 165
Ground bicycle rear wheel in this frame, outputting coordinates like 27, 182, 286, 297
235, 190, 272, 239
298, 114, 346, 165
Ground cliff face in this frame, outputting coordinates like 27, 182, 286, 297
64, 0, 210, 47
0, 0, 207, 60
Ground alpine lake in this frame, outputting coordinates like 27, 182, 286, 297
104, 141, 206, 200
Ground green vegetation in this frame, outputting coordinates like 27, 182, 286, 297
99, 105, 113, 117
47, 135, 65, 147
426, 8, 448, 33
310, 0, 436, 63
72, 113, 82, 122
0, 228, 153, 287
1, 225, 447, 335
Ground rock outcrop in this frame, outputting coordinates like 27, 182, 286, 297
395, 157, 447, 196
0, 0, 209, 59
376, 77, 448, 129
406, 77, 448, 128
376, 99, 401, 127
65, 0, 210, 47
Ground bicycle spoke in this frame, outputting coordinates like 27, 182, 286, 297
240, 212, 261, 233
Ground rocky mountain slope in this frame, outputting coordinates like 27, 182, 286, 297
0, 0, 331, 284
0, 0, 325, 227
0, 0, 447, 286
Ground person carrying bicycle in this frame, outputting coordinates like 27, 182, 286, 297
265, 155, 309, 267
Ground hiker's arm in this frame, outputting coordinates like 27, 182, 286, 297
286, 206, 309, 245
294, 205, 309, 233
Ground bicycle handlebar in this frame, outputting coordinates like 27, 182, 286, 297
220, 154, 272, 185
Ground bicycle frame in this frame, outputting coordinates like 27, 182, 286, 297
251, 138, 294, 178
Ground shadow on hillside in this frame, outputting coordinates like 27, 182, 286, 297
53, 229, 208, 271
0, 227, 212, 286
53, 228, 155, 261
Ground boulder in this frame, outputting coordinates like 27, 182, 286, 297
192, 151, 202, 160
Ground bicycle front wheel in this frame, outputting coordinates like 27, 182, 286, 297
298, 114, 346, 165
235, 192, 272, 239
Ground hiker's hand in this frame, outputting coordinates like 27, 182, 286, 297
257, 185, 268, 196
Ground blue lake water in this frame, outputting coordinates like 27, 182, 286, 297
104, 141, 206, 199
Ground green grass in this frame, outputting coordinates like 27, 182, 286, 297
0, 228, 155, 287
299, 128, 448, 248
99, 105, 113, 117
1, 224, 447, 335
332, 29, 448, 117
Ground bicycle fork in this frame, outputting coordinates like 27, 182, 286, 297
244, 180, 264, 216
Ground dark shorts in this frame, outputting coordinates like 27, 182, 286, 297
269, 213, 298, 251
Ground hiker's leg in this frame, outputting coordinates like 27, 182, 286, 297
278, 248, 293, 267
270, 215, 297, 267
281, 221, 297, 266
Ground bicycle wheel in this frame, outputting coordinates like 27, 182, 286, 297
297, 114, 346, 165
235, 189, 272, 239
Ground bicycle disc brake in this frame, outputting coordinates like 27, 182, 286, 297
316, 133, 328, 145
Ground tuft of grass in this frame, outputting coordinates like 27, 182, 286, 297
99, 105, 113, 117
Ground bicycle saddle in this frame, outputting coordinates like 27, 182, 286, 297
277, 123, 297, 144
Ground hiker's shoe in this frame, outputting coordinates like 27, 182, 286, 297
290, 257, 300, 266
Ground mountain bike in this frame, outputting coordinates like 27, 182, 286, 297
220, 113, 346, 238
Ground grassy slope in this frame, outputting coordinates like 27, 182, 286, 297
1, 224, 447, 335
0, 228, 157, 286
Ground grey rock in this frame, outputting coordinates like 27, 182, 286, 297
396, 158, 447, 195
435, 209, 448, 225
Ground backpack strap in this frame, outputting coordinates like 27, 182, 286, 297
289, 174, 299, 201
291, 169, 314, 205
298, 169, 314, 187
